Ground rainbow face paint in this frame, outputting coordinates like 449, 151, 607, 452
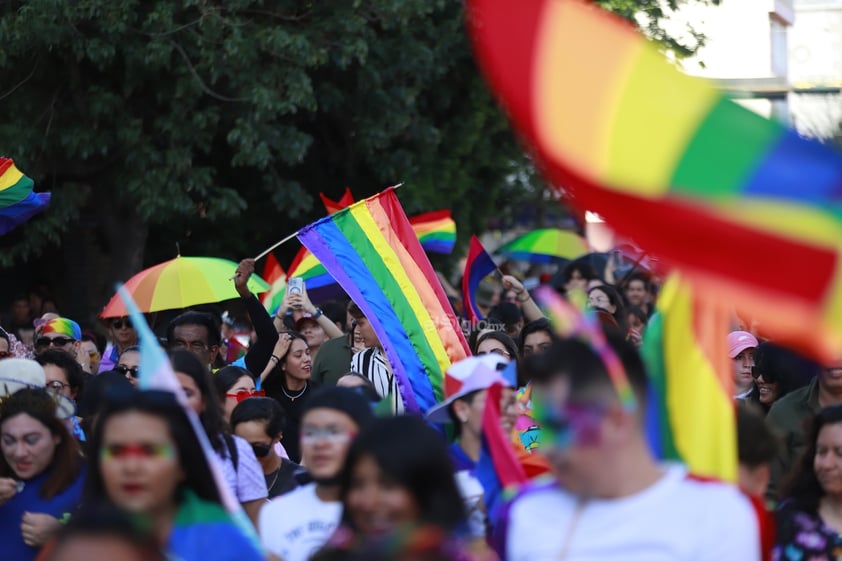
536, 400, 607, 451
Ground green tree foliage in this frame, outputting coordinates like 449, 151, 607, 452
0, 0, 715, 322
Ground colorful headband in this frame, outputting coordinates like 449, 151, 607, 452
534, 286, 637, 412
41, 318, 82, 340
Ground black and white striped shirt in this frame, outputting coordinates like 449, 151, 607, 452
350, 347, 405, 415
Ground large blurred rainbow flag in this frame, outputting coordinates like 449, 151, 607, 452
298, 187, 469, 413
467, 0, 842, 361
0, 158, 50, 236
641, 275, 736, 482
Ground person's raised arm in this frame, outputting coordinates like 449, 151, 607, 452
289, 284, 342, 339
233, 258, 279, 375
502, 275, 544, 322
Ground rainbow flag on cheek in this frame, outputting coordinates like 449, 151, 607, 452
297, 188, 470, 413
0, 158, 50, 236
467, 0, 842, 362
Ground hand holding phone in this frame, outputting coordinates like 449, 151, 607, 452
288, 277, 304, 309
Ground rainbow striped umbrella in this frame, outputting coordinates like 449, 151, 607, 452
100, 256, 270, 318
496, 228, 588, 264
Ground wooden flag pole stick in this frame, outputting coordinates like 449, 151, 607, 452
229, 230, 299, 280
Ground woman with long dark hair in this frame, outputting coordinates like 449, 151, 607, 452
775, 405, 842, 558
0, 388, 85, 561
261, 330, 317, 463
169, 350, 267, 525
82, 387, 263, 561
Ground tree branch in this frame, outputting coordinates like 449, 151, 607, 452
168, 40, 250, 103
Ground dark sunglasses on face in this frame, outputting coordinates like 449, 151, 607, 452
751, 367, 776, 383
35, 336, 74, 348
225, 389, 266, 402
115, 365, 140, 378
251, 443, 272, 458
112, 319, 133, 330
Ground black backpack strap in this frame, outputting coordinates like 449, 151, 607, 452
223, 433, 239, 471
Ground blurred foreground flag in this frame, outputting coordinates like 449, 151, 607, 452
641, 274, 736, 482
467, 0, 842, 361
0, 158, 50, 235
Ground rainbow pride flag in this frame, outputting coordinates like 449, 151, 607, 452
297, 187, 470, 413
116, 285, 264, 554
640, 274, 736, 482
260, 253, 287, 312
0, 158, 50, 236
410, 210, 456, 254
468, 0, 842, 361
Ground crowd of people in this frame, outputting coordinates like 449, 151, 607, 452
0, 253, 839, 560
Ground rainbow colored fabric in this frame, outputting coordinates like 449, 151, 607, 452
640, 274, 736, 482
319, 187, 355, 215
260, 253, 287, 312
409, 210, 456, 254
462, 235, 497, 323
468, 0, 842, 361
41, 317, 82, 340
168, 489, 264, 561
297, 188, 470, 413
0, 158, 50, 236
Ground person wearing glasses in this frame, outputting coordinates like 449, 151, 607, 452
259, 386, 374, 561
169, 350, 267, 527
98, 317, 138, 373
114, 346, 141, 386
231, 397, 300, 499
165, 312, 221, 371
213, 365, 264, 423
35, 350, 88, 442
34, 318, 82, 363
0, 388, 85, 561
82, 387, 263, 561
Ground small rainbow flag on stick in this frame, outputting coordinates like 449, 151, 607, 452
468, 0, 842, 362
297, 187, 469, 413
0, 158, 50, 235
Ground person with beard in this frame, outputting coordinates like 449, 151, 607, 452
258, 387, 374, 561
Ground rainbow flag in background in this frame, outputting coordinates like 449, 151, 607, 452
116, 285, 264, 554
462, 235, 498, 323
297, 187, 470, 413
320, 187, 355, 215
410, 209, 457, 254
640, 274, 736, 482
0, 158, 50, 236
260, 253, 287, 312
467, 0, 842, 362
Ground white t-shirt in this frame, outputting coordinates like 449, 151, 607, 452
506, 464, 760, 561
259, 483, 342, 561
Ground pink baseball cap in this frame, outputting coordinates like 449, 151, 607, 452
426, 354, 512, 423
728, 331, 758, 359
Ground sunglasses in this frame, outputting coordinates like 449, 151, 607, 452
751, 367, 776, 383
250, 443, 272, 458
115, 365, 140, 378
35, 336, 74, 348
225, 389, 266, 402
111, 319, 133, 330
